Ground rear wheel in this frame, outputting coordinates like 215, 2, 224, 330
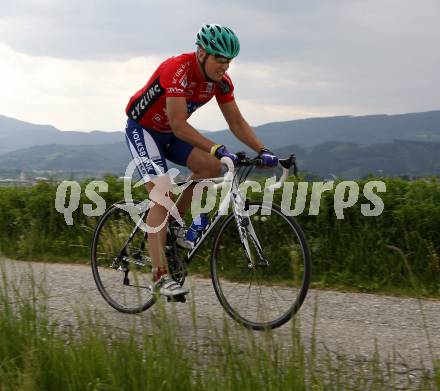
211, 201, 311, 330
91, 201, 155, 313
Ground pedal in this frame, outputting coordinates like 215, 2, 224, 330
167, 294, 187, 303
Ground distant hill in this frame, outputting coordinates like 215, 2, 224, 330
1, 111, 439, 179
0, 143, 130, 174
0, 115, 124, 155
210, 111, 440, 152
0, 142, 192, 178
1, 111, 440, 156
0, 140, 438, 179
273, 140, 440, 178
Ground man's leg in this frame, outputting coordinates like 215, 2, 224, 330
142, 149, 219, 296
175, 148, 222, 217
125, 122, 188, 296
145, 181, 189, 297
145, 181, 169, 278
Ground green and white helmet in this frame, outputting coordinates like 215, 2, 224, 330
196, 24, 240, 59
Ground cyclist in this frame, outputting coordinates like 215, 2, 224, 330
125, 23, 279, 298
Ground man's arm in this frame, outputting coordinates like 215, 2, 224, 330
219, 100, 265, 152
166, 97, 215, 152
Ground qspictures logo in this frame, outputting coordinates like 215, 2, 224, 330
54, 161, 386, 232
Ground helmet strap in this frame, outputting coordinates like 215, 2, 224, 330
198, 52, 215, 83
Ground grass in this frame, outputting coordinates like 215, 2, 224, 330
1, 176, 440, 297
0, 264, 439, 390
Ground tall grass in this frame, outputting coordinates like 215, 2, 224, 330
0, 176, 439, 295
0, 265, 438, 390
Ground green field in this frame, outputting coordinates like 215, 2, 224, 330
0, 175, 439, 296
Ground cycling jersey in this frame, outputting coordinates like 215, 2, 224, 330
125, 52, 235, 133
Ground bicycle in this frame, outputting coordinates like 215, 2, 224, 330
91, 153, 311, 330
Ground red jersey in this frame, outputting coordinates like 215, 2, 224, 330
125, 52, 235, 133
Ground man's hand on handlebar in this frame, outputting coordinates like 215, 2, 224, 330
257, 147, 279, 168
210, 144, 238, 164
216, 151, 296, 193
211, 144, 279, 168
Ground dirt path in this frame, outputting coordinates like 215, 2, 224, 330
1, 258, 439, 385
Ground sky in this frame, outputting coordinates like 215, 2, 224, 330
0, 0, 439, 132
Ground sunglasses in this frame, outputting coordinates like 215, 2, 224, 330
213, 54, 232, 64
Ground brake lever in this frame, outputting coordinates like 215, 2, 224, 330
279, 154, 298, 177
236, 151, 247, 160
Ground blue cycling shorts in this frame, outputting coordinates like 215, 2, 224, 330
125, 118, 194, 182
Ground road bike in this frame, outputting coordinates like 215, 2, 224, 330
91, 153, 311, 330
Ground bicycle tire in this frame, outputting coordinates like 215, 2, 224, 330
210, 201, 311, 330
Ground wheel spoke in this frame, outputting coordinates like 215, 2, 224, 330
91, 202, 156, 313
211, 202, 311, 330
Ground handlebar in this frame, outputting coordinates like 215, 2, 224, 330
214, 153, 297, 192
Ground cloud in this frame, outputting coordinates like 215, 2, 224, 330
0, 42, 339, 131
0, 0, 240, 60
2, 0, 439, 62
0, 0, 439, 131
0, 43, 163, 130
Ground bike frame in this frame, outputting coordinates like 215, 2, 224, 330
119, 156, 291, 268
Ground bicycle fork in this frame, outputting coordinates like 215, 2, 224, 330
232, 196, 269, 269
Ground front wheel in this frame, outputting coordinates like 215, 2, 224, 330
211, 201, 311, 330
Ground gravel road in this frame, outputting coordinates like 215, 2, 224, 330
1, 258, 439, 386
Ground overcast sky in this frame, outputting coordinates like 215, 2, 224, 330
1, 0, 439, 132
